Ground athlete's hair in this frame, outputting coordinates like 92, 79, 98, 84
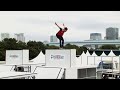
64, 27, 68, 30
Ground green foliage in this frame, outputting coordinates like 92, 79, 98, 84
64, 44, 88, 56
0, 39, 89, 61
17, 41, 27, 49
2, 38, 18, 50
80, 46, 88, 54
0, 39, 60, 61
99, 45, 118, 50
43, 45, 59, 54
117, 46, 120, 50
0, 50, 5, 61
64, 44, 80, 55
29, 47, 40, 60
27, 41, 44, 60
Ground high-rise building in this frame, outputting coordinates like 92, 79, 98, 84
106, 27, 119, 40
50, 35, 58, 42
1, 33, 10, 41
90, 33, 102, 40
14, 33, 25, 42
43, 41, 49, 45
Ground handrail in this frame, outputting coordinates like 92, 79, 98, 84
10, 65, 15, 71
56, 68, 62, 79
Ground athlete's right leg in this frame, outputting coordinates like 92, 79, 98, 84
58, 36, 64, 48
60, 40, 62, 48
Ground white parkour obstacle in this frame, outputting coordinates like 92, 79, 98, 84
45, 49, 97, 79
6, 50, 29, 65
3, 49, 97, 79
45, 49, 76, 68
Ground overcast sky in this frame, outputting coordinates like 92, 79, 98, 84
0, 11, 120, 42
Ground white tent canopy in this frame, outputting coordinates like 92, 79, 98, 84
92, 51, 97, 56
108, 50, 115, 56
101, 52, 107, 56
86, 50, 91, 56
30, 51, 45, 64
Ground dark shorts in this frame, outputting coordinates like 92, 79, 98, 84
56, 34, 64, 40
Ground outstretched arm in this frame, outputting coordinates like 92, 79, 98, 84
55, 22, 62, 29
63, 23, 65, 27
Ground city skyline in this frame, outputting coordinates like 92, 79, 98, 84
0, 11, 120, 42
1, 26, 120, 43
0, 33, 25, 42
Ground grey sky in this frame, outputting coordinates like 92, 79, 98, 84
0, 11, 120, 42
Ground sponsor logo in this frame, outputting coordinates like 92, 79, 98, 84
10, 55, 18, 58
51, 55, 64, 59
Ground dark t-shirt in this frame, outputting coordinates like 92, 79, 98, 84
56, 28, 65, 36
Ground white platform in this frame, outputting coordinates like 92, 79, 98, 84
0, 65, 14, 72
33, 66, 65, 79
0, 71, 36, 79
45, 49, 76, 68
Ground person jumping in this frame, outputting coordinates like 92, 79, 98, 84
55, 22, 68, 48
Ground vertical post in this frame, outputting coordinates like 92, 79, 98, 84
28, 66, 30, 72
81, 56, 82, 65
112, 56, 113, 73
101, 56, 102, 69
119, 56, 120, 73
86, 68, 88, 79
112, 56, 113, 78
30, 65, 31, 73
94, 56, 95, 65
87, 56, 88, 65
101, 56, 103, 78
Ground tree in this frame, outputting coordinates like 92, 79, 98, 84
99, 45, 118, 50
27, 41, 45, 60
43, 45, 59, 54
0, 50, 5, 61
117, 46, 120, 50
0, 38, 18, 61
2, 38, 18, 50
80, 46, 88, 54
17, 41, 27, 49
64, 44, 81, 56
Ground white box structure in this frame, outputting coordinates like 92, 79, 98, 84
45, 49, 76, 68
6, 50, 29, 65
22, 50, 29, 64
